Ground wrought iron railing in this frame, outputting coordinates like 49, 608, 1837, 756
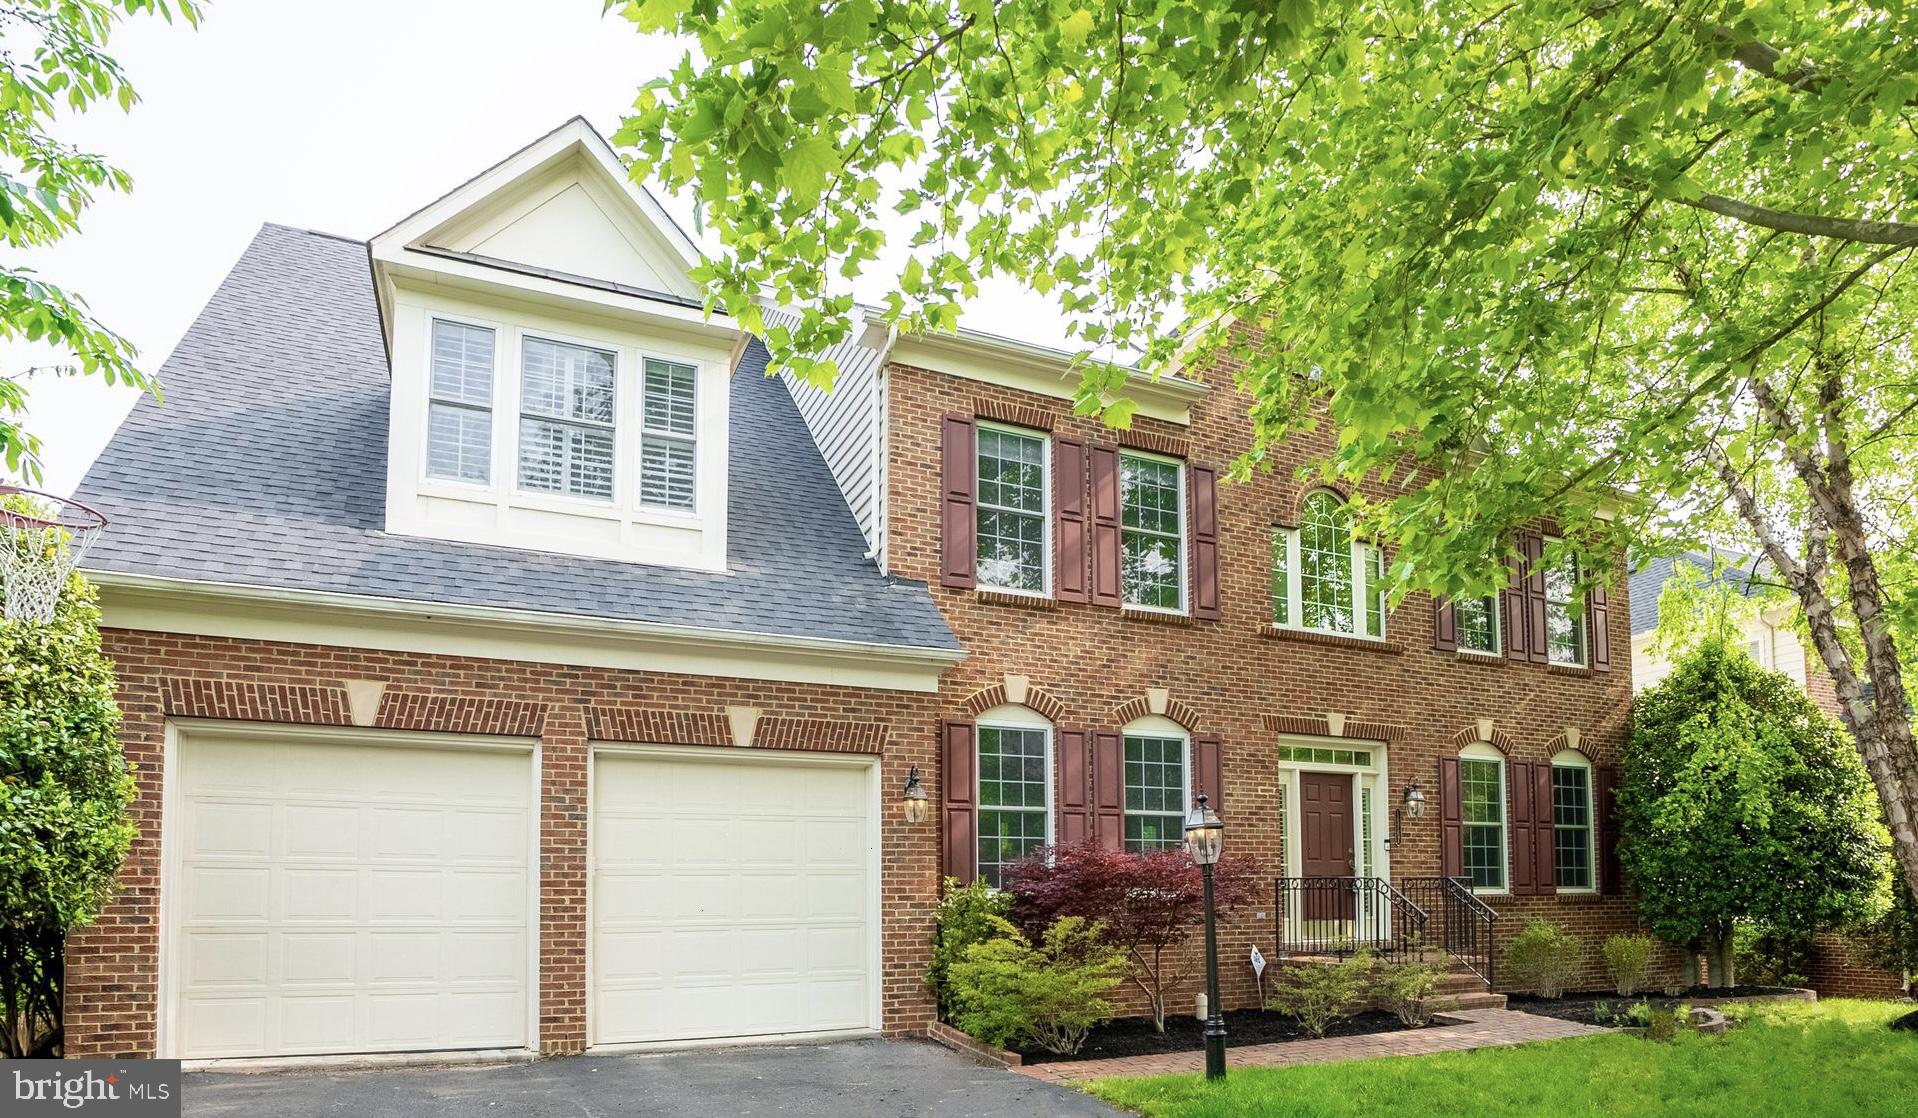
1272, 876, 1429, 964
1398, 876, 1498, 988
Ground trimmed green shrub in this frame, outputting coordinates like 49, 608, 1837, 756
948, 915, 1126, 1054
927, 876, 1013, 1020
1603, 934, 1656, 997
0, 572, 135, 1058
1267, 948, 1374, 1038
1370, 961, 1454, 1027
1503, 918, 1585, 999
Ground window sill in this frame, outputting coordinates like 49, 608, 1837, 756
1545, 662, 1595, 677
1453, 650, 1510, 667
1260, 625, 1403, 654
975, 588, 1057, 610
1122, 607, 1195, 626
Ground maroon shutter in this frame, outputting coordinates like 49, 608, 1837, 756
1533, 762, 1558, 895
1054, 437, 1090, 603
1439, 757, 1463, 879
1502, 544, 1530, 662
1194, 735, 1224, 812
1093, 730, 1125, 848
941, 721, 977, 881
1089, 446, 1123, 607
1524, 532, 1550, 664
1507, 761, 1536, 895
1188, 464, 1222, 621
1589, 582, 1612, 671
1433, 596, 1458, 651
1597, 764, 1623, 895
940, 416, 977, 589
1056, 728, 1093, 846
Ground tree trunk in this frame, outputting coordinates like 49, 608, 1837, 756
1703, 930, 1735, 991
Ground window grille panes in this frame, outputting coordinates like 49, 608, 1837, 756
1271, 531, 1291, 625
1275, 745, 1371, 767
1360, 787, 1375, 878
1298, 493, 1355, 633
427, 320, 494, 483
977, 726, 1050, 888
1120, 454, 1183, 609
1544, 546, 1586, 665
519, 337, 615, 499
1461, 758, 1506, 890
639, 358, 697, 510
1553, 765, 1593, 889
1457, 594, 1500, 653
1365, 544, 1386, 638
975, 427, 1048, 593
1124, 734, 1186, 851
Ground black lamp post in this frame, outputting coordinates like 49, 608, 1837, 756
1184, 793, 1227, 1080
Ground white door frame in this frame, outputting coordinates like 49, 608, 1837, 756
1276, 737, 1392, 946
584, 742, 884, 1049
157, 719, 541, 1061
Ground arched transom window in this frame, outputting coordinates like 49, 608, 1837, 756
1272, 492, 1386, 639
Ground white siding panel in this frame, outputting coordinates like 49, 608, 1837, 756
769, 310, 885, 555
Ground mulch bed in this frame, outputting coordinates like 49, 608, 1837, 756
1016, 1009, 1442, 1064
1508, 986, 1803, 1028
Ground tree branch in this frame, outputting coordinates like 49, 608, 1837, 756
1676, 192, 1918, 247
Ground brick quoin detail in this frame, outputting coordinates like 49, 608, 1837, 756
962, 682, 1067, 723
1450, 724, 1520, 754
376, 690, 546, 736
161, 678, 351, 725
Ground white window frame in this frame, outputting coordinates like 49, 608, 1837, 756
974, 706, 1055, 889
1120, 716, 1191, 853
515, 329, 620, 504
1272, 492, 1385, 641
1459, 742, 1509, 895
1455, 593, 1503, 656
1118, 449, 1187, 614
1550, 750, 1597, 894
638, 356, 700, 512
1542, 537, 1588, 667
974, 422, 1052, 598
424, 316, 498, 487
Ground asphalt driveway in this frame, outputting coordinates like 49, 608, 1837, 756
181, 1038, 1124, 1117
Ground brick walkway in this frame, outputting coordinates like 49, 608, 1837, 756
1015, 1010, 1606, 1083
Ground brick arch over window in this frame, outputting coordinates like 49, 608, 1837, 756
962, 681, 1067, 724
1447, 724, 1518, 755
1541, 728, 1588, 756
1263, 713, 1408, 743
1108, 694, 1206, 734
1275, 483, 1354, 528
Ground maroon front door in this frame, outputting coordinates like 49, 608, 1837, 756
1298, 771, 1356, 923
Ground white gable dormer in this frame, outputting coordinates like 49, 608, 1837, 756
370, 118, 737, 572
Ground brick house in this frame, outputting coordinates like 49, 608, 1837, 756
64, 119, 1668, 1064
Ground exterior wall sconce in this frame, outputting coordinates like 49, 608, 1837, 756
902, 765, 930, 824
1386, 782, 1426, 848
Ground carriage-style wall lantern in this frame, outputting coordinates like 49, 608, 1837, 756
1386, 781, 1426, 848
902, 765, 930, 824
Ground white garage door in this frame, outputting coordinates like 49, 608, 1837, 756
591, 750, 877, 1045
168, 730, 533, 1060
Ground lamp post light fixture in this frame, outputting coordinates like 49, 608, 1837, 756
902, 765, 930, 824
1184, 793, 1227, 1081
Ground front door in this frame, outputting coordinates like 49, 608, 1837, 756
1298, 770, 1356, 923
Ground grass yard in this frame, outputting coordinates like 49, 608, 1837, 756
1086, 1000, 1917, 1118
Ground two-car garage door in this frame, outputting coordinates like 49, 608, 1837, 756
167, 730, 877, 1059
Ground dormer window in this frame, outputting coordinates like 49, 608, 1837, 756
518, 336, 616, 500
640, 358, 698, 510
427, 319, 495, 484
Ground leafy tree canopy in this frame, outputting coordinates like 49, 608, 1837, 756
613, 0, 1918, 901
1622, 637, 1890, 985
1, 0, 198, 481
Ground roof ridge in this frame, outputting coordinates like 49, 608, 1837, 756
259, 221, 365, 247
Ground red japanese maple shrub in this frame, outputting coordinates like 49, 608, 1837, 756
1004, 842, 1259, 1032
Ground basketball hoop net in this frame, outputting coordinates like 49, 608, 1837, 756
0, 486, 108, 624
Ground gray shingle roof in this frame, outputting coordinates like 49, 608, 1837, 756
74, 223, 960, 654
1627, 549, 1763, 635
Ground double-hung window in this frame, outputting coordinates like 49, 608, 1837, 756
1120, 452, 1184, 611
976, 723, 1051, 888
519, 336, 616, 500
1123, 733, 1188, 851
1552, 757, 1595, 890
426, 319, 494, 483
1455, 594, 1501, 654
640, 357, 697, 510
1460, 748, 1507, 891
975, 425, 1049, 594
1543, 542, 1586, 665
1272, 492, 1385, 639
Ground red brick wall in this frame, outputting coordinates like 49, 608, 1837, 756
1807, 933, 1911, 1001
64, 630, 945, 1058
888, 358, 1683, 1004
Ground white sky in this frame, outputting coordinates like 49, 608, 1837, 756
7, 0, 1080, 495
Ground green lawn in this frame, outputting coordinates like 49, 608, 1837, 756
1085, 1000, 1916, 1118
